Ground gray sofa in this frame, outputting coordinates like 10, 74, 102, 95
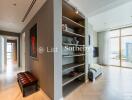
88, 64, 102, 81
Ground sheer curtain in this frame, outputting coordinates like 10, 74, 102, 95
98, 27, 132, 67
98, 30, 121, 66
98, 31, 111, 65
121, 27, 132, 68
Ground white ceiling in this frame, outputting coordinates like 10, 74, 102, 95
0, 0, 132, 33
70, 0, 132, 32
70, 0, 132, 17
88, 1, 132, 32
0, 0, 46, 33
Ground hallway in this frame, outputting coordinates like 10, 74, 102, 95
0, 61, 50, 100
0, 63, 22, 91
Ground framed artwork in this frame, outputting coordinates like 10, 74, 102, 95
30, 24, 37, 58
88, 35, 91, 46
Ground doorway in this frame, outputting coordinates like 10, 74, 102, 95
7, 41, 17, 64
108, 27, 132, 68
6, 38, 18, 72
0, 36, 19, 73
0, 36, 20, 91
7, 42, 14, 64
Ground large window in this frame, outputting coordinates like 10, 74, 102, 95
109, 30, 120, 66
108, 27, 132, 68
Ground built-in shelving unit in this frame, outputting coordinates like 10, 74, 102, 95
63, 43, 84, 47
62, 0, 86, 97
63, 63, 85, 72
62, 16, 85, 29
63, 72, 85, 86
63, 54, 85, 57
63, 30, 85, 38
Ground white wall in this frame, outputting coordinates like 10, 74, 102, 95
85, 22, 100, 66
87, 23, 99, 64
88, 23, 94, 66
93, 31, 98, 63
93, 31, 97, 47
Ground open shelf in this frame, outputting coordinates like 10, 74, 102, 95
63, 72, 85, 86
63, 63, 85, 72
62, 0, 86, 96
63, 79, 84, 97
63, 54, 85, 57
62, 1, 85, 22
63, 16, 85, 29
63, 30, 85, 38
63, 43, 85, 47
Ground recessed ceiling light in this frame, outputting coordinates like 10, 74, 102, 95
13, 3, 16, 6
75, 9, 79, 14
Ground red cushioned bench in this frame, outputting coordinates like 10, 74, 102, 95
17, 71, 38, 97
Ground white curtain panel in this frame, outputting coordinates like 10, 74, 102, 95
98, 31, 110, 65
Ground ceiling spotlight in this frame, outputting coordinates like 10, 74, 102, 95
75, 8, 79, 14
13, 3, 16, 6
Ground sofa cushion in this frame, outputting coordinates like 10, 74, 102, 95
88, 64, 102, 81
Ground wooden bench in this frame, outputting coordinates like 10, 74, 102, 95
17, 71, 38, 97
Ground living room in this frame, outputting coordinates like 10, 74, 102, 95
0, 0, 132, 100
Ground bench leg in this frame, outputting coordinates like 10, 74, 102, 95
22, 87, 25, 97
35, 84, 38, 91
23, 92, 25, 97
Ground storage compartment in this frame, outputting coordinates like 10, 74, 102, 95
62, 0, 86, 96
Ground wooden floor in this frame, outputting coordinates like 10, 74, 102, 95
0, 62, 50, 100
1, 66, 132, 100
64, 66, 132, 100
0, 83, 50, 100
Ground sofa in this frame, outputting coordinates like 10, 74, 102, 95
88, 64, 102, 81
